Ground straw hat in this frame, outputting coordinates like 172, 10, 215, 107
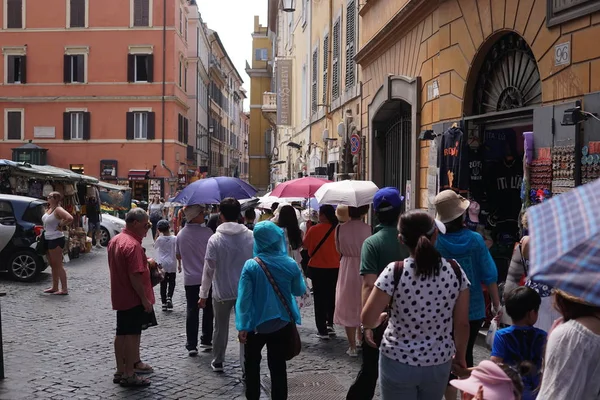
433, 190, 470, 224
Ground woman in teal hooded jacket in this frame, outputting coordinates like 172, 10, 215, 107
236, 221, 307, 400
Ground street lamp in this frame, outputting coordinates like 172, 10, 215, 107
282, 0, 296, 12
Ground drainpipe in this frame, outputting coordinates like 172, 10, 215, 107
161, 0, 173, 179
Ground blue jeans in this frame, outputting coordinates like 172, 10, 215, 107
379, 354, 452, 400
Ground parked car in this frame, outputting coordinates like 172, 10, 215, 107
0, 194, 48, 281
99, 213, 125, 247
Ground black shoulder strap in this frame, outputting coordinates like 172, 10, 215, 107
255, 257, 294, 320
447, 259, 463, 285
388, 261, 404, 310
310, 224, 335, 259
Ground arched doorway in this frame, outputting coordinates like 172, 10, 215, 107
368, 75, 420, 208
470, 32, 542, 116
459, 32, 543, 283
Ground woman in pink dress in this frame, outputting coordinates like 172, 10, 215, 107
334, 205, 371, 357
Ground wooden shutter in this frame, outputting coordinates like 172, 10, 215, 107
141, 0, 150, 26
63, 112, 71, 140
184, 117, 189, 144
126, 112, 134, 140
7, 56, 15, 83
7, 0, 22, 29
82, 112, 91, 140
322, 34, 329, 104
147, 112, 156, 140
77, 55, 85, 82
345, 0, 356, 89
332, 19, 340, 100
7, 112, 21, 140
133, 0, 143, 26
19, 56, 26, 84
64, 55, 72, 83
70, 0, 85, 27
127, 54, 135, 82
146, 54, 154, 82
177, 114, 183, 142
311, 48, 318, 114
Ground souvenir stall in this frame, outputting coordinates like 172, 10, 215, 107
0, 160, 99, 259
96, 181, 132, 219
436, 109, 587, 285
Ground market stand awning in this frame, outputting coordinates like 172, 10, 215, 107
0, 159, 98, 184
128, 170, 150, 181
96, 181, 131, 192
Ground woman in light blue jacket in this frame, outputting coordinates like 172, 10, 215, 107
236, 221, 307, 400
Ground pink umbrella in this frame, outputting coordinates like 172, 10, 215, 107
270, 177, 332, 198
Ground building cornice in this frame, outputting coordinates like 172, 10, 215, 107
355, 0, 434, 67
0, 95, 189, 109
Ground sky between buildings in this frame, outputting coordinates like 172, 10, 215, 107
198, 0, 268, 111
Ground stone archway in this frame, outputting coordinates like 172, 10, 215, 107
368, 75, 421, 208
465, 32, 542, 116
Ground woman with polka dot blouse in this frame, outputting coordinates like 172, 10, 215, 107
361, 210, 471, 400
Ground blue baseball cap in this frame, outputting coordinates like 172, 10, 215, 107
373, 187, 404, 212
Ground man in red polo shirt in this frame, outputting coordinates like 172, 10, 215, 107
108, 208, 156, 387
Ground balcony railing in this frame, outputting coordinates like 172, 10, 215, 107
262, 92, 277, 112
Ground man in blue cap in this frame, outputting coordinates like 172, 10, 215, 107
347, 187, 410, 400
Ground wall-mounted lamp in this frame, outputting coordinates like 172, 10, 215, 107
561, 101, 600, 126
418, 130, 440, 140
271, 160, 286, 166
282, 0, 295, 12
287, 142, 302, 149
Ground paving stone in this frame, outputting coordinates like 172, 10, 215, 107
0, 234, 488, 399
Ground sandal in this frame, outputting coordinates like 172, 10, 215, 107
113, 372, 122, 384
53, 291, 69, 296
133, 361, 154, 374
44, 288, 58, 294
119, 373, 151, 387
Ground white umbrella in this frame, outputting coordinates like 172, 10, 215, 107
258, 195, 304, 209
315, 180, 379, 207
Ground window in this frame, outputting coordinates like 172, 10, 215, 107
332, 17, 341, 100
6, 55, 26, 84
179, 7, 183, 33
5, 110, 23, 140
70, 112, 83, 139
133, 0, 149, 27
311, 47, 318, 114
126, 111, 155, 140
255, 48, 268, 61
178, 114, 188, 143
127, 54, 154, 82
69, 0, 86, 28
184, 17, 188, 41
301, 63, 307, 120
322, 34, 329, 104
6, 0, 23, 29
63, 111, 90, 140
178, 60, 182, 87
345, 0, 357, 89
0, 201, 14, 223
63, 54, 85, 83
184, 64, 187, 91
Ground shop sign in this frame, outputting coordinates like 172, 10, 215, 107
100, 160, 118, 178
277, 59, 293, 126
148, 178, 163, 199
547, 0, 600, 27
178, 174, 187, 185
405, 180, 412, 211
554, 42, 571, 66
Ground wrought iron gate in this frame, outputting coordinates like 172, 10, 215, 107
383, 113, 412, 195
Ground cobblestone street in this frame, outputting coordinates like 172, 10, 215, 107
0, 235, 486, 399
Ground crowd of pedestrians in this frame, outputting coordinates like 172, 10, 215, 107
104, 188, 600, 400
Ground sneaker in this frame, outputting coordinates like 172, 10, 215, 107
162, 304, 167, 311
188, 348, 198, 357
211, 361, 224, 372
166, 298, 173, 309
327, 326, 336, 336
316, 333, 330, 340
346, 348, 358, 357
200, 343, 213, 351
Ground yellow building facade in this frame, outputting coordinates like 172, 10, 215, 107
247, 16, 273, 192
358, 0, 600, 209
267, 0, 364, 184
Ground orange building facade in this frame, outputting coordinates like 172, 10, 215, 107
0, 0, 195, 199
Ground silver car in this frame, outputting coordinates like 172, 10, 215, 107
99, 213, 126, 247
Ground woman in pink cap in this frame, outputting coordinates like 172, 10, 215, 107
450, 360, 524, 400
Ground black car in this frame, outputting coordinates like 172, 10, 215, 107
0, 194, 48, 281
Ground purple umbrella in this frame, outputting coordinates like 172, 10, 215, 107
172, 177, 257, 205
